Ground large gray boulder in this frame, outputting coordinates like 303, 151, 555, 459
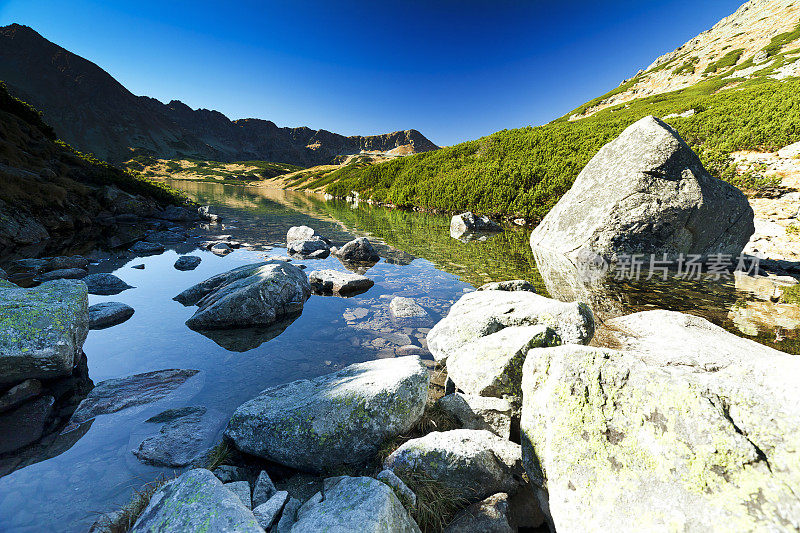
175, 261, 311, 329
446, 325, 560, 401
0, 279, 88, 384
385, 429, 524, 504
130, 469, 261, 532
427, 290, 593, 363
520, 311, 800, 532
292, 476, 421, 533
530, 116, 754, 261
225, 356, 429, 473
288, 237, 330, 258
286, 225, 318, 243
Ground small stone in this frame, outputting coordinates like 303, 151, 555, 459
174, 255, 202, 271
308, 269, 374, 295
36, 268, 87, 282
377, 469, 417, 508
444, 493, 514, 533
44, 256, 89, 272
252, 490, 289, 530
275, 497, 302, 533
252, 470, 277, 507
437, 393, 513, 439
213, 465, 250, 483
478, 280, 536, 293
83, 273, 134, 296
131, 264, 145, 270
129, 241, 165, 255
88, 302, 134, 329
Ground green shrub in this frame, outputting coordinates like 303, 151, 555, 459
762, 21, 800, 57
703, 49, 744, 74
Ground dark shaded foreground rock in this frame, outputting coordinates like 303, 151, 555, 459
292, 476, 421, 533
335, 237, 380, 263
88, 302, 134, 329
444, 493, 513, 533
130, 469, 261, 532
225, 356, 429, 473
67, 368, 199, 429
530, 116, 754, 261
0, 279, 88, 384
385, 429, 524, 504
192, 315, 300, 352
427, 289, 593, 363
175, 261, 311, 329
308, 269, 374, 295
0, 378, 42, 412
520, 312, 800, 532
133, 406, 223, 467
43, 255, 89, 272
0, 395, 54, 454
129, 241, 165, 255
36, 267, 87, 282
174, 255, 201, 271
83, 273, 134, 295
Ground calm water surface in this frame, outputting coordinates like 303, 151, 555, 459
0, 182, 797, 532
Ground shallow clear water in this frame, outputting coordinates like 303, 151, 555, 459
0, 181, 797, 532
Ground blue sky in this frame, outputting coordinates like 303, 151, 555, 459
1, 0, 742, 146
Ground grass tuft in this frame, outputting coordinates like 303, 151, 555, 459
401, 469, 471, 533
93, 475, 172, 533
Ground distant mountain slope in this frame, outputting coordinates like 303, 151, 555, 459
570, 0, 800, 119
321, 0, 800, 220
0, 24, 438, 166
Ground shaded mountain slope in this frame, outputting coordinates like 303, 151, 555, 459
0, 24, 438, 166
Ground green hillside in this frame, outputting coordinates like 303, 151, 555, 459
325, 65, 800, 222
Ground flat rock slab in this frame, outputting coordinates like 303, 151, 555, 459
530, 116, 754, 261
131, 469, 261, 533
292, 476, 420, 533
175, 261, 311, 329
0, 279, 88, 384
43, 256, 89, 272
225, 356, 429, 473
308, 269, 374, 295
67, 368, 199, 429
174, 255, 201, 271
83, 273, 134, 296
133, 406, 223, 467
389, 297, 430, 327
427, 290, 594, 363
520, 314, 800, 532
88, 302, 134, 329
385, 429, 524, 504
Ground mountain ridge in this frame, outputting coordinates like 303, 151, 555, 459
0, 23, 438, 166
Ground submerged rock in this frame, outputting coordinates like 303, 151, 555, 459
174, 255, 201, 271
520, 312, 800, 532
385, 429, 524, 504
67, 368, 199, 428
88, 302, 134, 329
308, 269, 374, 295
225, 356, 429, 473
530, 116, 754, 261
389, 297, 430, 327
130, 469, 261, 533
427, 290, 593, 363
83, 273, 134, 295
133, 406, 222, 467
292, 476, 421, 533
0, 279, 88, 384
477, 280, 536, 293
175, 261, 311, 330
336, 237, 380, 263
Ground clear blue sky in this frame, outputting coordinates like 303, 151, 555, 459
1, 0, 742, 146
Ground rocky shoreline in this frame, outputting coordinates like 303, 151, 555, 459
2, 116, 800, 532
